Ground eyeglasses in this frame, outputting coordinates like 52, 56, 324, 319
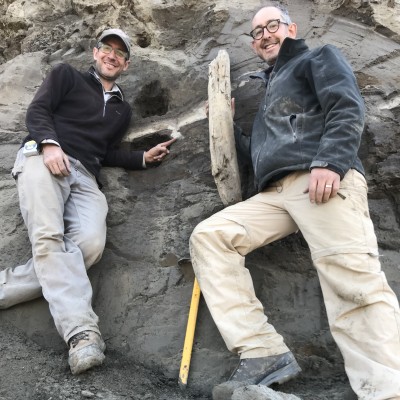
97, 42, 128, 59
249, 19, 289, 40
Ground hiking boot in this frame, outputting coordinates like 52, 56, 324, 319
229, 351, 301, 386
68, 331, 106, 375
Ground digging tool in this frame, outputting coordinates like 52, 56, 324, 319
178, 273, 201, 390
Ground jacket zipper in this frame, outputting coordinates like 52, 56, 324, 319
103, 93, 121, 117
254, 70, 275, 179
88, 70, 123, 117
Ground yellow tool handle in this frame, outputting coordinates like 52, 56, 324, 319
178, 277, 201, 390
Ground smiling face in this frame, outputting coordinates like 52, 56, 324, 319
93, 36, 130, 90
251, 6, 297, 65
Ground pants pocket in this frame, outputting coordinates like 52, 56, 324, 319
11, 148, 26, 179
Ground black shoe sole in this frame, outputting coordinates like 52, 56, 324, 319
258, 360, 301, 386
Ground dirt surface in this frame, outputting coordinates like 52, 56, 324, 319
0, 321, 203, 400
0, 319, 356, 400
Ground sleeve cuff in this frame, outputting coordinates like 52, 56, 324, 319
309, 160, 344, 178
41, 139, 60, 146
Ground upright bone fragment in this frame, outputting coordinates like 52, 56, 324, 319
208, 50, 242, 206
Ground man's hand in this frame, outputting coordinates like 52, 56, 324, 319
305, 168, 340, 204
144, 138, 176, 164
42, 144, 71, 176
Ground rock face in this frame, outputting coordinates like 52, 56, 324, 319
0, 0, 399, 398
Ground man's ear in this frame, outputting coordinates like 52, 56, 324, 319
122, 59, 130, 72
288, 22, 297, 39
93, 47, 99, 61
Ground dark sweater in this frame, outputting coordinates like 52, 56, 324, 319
24, 63, 144, 179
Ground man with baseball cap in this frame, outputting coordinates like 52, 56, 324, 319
0, 28, 175, 374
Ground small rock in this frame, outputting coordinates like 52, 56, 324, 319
81, 390, 95, 398
212, 381, 245, 400
232, 385, 302, 400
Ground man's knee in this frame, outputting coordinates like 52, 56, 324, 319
190, 215, 243, 254
79, 232, 106, 268
190, 217, 220, 248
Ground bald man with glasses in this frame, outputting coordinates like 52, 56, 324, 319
190, 5, 400, 399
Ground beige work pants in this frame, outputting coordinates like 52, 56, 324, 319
190, 170, 400, 400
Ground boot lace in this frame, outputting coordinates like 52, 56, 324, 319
69, 331, 89, 349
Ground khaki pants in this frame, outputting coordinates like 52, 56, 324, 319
0, 149, 108, 343
190, 170, 400, 400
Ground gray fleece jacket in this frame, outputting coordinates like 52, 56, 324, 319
235, 37, 365, 192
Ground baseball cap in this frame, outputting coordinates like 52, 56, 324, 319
98, 28, 131, 59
